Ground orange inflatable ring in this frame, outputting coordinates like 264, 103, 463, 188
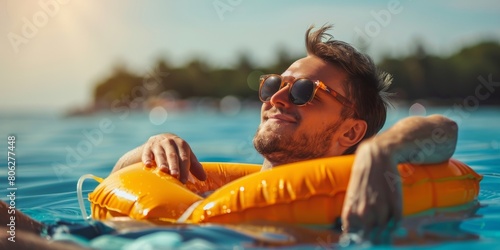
84, 155, 482, 225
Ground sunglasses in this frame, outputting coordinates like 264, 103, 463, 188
258, 74, 355, 109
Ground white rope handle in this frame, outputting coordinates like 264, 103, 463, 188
76, 174, 103, 221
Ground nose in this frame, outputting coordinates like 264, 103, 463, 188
269, 83, 291, 108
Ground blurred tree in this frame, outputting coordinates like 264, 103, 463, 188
93, 65, 143, 110
91, 40, 500, 113
379, 41, 500, 104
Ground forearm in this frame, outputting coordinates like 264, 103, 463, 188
368, 114, 458, 165
112, 145, 144, 173
0, 201, 43, 235
342, 115, 457, 239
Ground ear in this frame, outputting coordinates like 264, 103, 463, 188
337, 119, 368, 148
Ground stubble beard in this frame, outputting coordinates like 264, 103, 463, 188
253, 120, 342, 166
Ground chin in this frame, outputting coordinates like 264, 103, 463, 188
259, 121, 295, 139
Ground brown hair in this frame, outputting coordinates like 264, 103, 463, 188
305, 24, 392, 154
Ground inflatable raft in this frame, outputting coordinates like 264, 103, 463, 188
81, 155, 482, 225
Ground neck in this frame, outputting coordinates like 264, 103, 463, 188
261, 159, 274, 171
261, 147, 348, 171
261, 158, 298, 171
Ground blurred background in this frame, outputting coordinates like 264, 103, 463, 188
1, 3, 500, 245
1, 0, 500, 115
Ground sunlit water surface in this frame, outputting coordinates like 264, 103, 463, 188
1, 106, 499, 249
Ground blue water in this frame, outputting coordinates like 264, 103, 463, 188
1, 105, 500, 249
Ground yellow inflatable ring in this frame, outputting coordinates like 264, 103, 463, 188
87, 155, 482, 225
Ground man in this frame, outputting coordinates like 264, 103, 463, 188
112, 25, 458, 241
1, 25, 457, 247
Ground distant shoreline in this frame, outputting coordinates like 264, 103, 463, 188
63, 97, 500, 117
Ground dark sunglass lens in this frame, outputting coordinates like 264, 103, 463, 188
290, 79, 314, 105
260, 76, 282, 101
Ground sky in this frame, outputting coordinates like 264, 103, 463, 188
1, 0, 500, 113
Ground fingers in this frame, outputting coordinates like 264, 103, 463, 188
177, 140, 192, 183
150, 145, 167, 172
352, 209, 400, 244
141, 143, 154, 167
340, 145, 404, 245
140, 134, 205, 183
340, 198, 369, 246
176, 140, 207, 183
164, 140, 180, 176
340, 192, 357, 233
391, 198, 403, 233
341, 188, 401, 245
371, 203, 390, 244
189, 153, 207, 181
341, 193, 377, 234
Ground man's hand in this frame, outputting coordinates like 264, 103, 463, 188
341, 115, 458, 244
341, 141, 402, 244
112, 133, 207, 183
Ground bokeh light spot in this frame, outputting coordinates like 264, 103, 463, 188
409, 102, 426, 116
149, 106, 168, 125
220, 95, 241, 116
247, 71, 264, 91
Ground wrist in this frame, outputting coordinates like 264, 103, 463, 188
357, 138, 399, 166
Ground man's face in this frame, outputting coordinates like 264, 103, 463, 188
253, 55, 351, 166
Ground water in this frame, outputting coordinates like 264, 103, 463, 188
1, 106, 500, 249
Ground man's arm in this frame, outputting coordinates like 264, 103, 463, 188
341, 114, 458, 242
111, 133, 206, 183
0, 200, 43, 235
112, 145, 144, 172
